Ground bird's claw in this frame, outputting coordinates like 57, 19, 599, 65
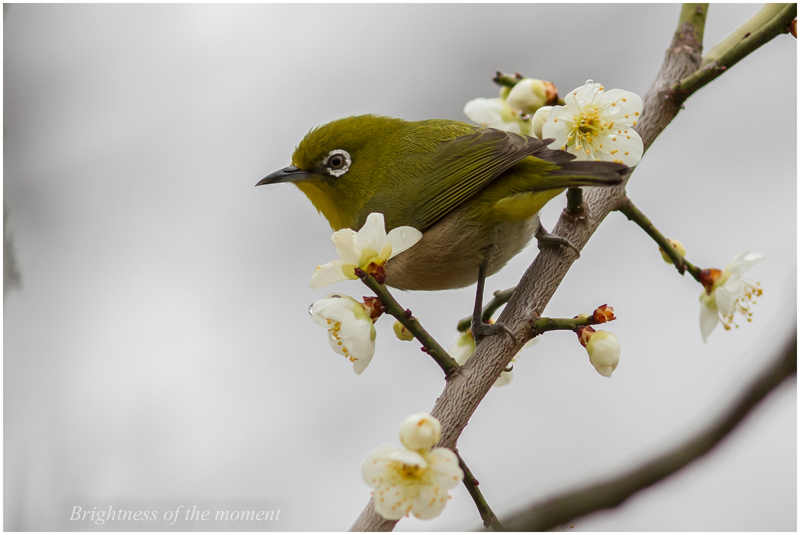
472, 319, 517, 345
536, 226, 581, 258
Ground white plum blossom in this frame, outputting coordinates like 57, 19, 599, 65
361, 413, 463, 520
531, 105, 552, 139
541, 81, 643, 166
584, 330, 620, 378
399, 413, 441, 451
309, 294, 376, 374
449, 329, 538, 387
463, 97, 531, 135
309, 213, 422, 288
699, 249, 764, 342
506, 78, 555, 115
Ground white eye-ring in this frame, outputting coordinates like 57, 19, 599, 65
324, 149, 351, 177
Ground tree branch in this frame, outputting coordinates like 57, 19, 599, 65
457, 451, 506, 531
702, 3, 791, 66
672, 3, 796, 104
350, 9, 706, 530
502, 332, 797, 531
356, 269, 459, 377
350, 4, 786, 530
617, 197, 703, 281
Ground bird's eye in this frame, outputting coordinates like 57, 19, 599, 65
329, 155, 345, 169
324, 149, 351, 178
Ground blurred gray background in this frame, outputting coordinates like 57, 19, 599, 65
3, 4, 796, 531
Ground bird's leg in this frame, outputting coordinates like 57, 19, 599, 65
471, 250, 516, 345
536, 223, 581, 258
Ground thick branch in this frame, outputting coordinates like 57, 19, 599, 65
503, 332, 797, 531
350, 5, 782, 530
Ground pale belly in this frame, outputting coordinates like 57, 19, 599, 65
384, 208, 540, 291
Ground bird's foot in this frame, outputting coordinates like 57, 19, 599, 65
536, 225, 580, 258
471, 318, 517, 345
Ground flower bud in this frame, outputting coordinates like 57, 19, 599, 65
506, 78, 550, 115
399, 413, 442, 451
585, 330, 620, 378
393, 320, 415, 341
659, 239, 686, 263
592, 304, 615, 323
531, 106, 552, 139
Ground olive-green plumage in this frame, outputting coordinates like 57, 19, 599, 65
261, 115, 626, 291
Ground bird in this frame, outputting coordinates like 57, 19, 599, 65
258, 115, 627, 341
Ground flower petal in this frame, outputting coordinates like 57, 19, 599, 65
412, 484, 449, 520
361, 443, 400, 486
331, 228, 360, 265
493, 370, 513, 387
387, 448, 428, 468
448, 333, 476, 365
714, 285, 739, 317
598, 88, 643, 119
699, 298, 720, 343
727, 252, 764, 275
372, 481, 408, 520
309, 261, 351, 288
339, 316, 376, 374
426, 447, 463, 489
385, 225, 423, 259
309, 293, 357, 326
356, 213, 388, 259
568, 82, 603, 109
542, 106, 573, 149
464, 98, 505, 126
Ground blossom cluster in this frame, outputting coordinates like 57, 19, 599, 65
465, 79, 644, 166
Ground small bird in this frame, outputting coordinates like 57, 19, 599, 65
259, 115, 626, 340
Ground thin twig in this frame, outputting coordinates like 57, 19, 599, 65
356, 269, 459, 377
503, 332, 797, 531
491, 71, 523, 89
671, 3, 796, 103
702, 3, 789, 66
617, 197, 703, 281
533, 314, 611, 335
456, 452, 506, 531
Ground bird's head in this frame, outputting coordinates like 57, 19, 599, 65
258, 115, 407, 230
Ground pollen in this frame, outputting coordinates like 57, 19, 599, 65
612, 137, 617, 141
635, 111, 640, 116
624, 151, 629, 155
554, 118, 558, 122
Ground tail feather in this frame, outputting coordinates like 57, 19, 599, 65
529, 138, 628, 190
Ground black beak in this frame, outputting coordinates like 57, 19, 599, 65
256, 166, 313, 186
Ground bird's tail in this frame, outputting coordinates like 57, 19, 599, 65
536, 160, 628, 190
526, 139, 629, 191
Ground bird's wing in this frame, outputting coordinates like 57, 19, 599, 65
406, 129, 563, 231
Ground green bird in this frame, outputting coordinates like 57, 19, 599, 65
258, 115, 626, 340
